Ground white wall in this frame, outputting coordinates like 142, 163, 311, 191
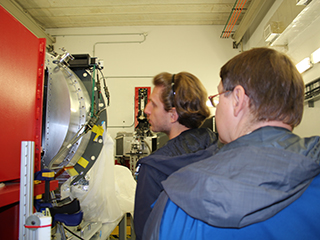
46, 25, 239, 140
47, 0, 320, 142
243, 0, 320, 137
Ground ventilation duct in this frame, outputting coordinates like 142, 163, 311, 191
264, 0, 306, 43
264, 21, 284, 42
233, 0, 275, 46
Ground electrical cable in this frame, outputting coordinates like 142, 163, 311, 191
48, 125, 87, 169
49, 107, 106, 169
91, 64, 96, 117
96, 68, 102, 100
98, 69, 110, 106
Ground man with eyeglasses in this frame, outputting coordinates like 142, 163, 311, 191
143, 48, 320, 239
134, 71, 220, 240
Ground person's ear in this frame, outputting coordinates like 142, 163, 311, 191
232, 85, 247, 117
170, 107, 179, 123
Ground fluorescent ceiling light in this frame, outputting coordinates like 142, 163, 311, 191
296, 57, 312, 73
265, 33, 280, 43
311, 48, 320, 64
296, 0, 311, 5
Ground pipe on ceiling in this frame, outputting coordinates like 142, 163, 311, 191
233, 0, 270, 45
92, 33, 148, 57
221, 0, 248, 38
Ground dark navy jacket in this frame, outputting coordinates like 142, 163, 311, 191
134, 128, 219, 240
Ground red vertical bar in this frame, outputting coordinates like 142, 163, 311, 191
34, 38, 46, 172
134, 87, 151, 128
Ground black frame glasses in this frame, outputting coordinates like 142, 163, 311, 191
208, 91, 230, 107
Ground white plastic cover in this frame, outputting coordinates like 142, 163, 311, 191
61, 131, 136, 223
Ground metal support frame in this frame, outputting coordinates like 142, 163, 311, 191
19, 141, 35, 240
119, 215, 127, 240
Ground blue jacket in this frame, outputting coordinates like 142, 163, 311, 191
143, 127, 320, 239
134, 128, 219, 240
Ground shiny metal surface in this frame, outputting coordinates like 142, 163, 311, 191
42, 52, 91, 169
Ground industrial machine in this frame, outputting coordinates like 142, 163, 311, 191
14, 48, 110, 239
36, 49, 110, 239
2, 6, 142, 239
42, 49, 108, 184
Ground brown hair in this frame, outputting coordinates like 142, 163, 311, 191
153, 72, 210, 128
220, 47, 304, 128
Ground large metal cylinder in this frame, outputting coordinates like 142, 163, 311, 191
41, 52, 91, 169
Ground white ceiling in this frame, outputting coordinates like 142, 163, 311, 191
11, 0, 252, 28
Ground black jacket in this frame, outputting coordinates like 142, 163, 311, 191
133, 128, 219, 240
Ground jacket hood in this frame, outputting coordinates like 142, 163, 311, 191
162, 127, 320, 228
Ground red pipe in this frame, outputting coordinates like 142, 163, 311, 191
223, 0, 243, 38
223, 0, 247, 38
225, 0, 246, 38
227, 0, 247, 38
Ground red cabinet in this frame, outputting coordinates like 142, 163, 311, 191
0, 5, 47, 239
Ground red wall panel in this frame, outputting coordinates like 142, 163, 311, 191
0, 5, 46, 239
0, 5, 45, 182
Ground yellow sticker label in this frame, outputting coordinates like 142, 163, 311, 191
35, 194, 42, 199
68, 167, 78, 176
42, 171, 55, 178
92, 125, 104, 141
78, 157, 89, 168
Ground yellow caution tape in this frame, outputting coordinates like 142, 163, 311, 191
91, 125, 104, 141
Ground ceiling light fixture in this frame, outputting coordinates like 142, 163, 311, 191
296, 0, 312, 6
296, 57, 312, 73
311, 48, 320, 64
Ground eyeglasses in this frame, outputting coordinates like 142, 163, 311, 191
208, 91, 230, 107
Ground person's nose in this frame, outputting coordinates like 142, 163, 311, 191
144, 102, 151, 115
